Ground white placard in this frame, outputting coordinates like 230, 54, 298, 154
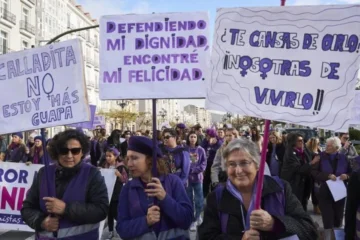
326, 177, 347, 202
99, 12, 210, 99
206, 5, 360, 131
0, 39, 89, 135
0, 162, 116, 237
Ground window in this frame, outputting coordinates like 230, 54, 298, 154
22, 40, 28, 50
22, 7, 29, 22
0, 31, 8, 54
1, 0, 8, 11
67, 13, 70, 28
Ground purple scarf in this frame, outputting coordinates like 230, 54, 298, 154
226, 177, 258, 230
33, 147, 41, 164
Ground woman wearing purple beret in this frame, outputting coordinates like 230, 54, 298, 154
116, 136, 193, 240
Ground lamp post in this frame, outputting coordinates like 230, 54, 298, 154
116, 100, 130, 130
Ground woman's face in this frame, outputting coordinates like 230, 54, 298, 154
35, 139, 42, 147
226, 150, 258, 190
12, 135, 20, 144
218, 130, 225, 139
269, 135, 277, 144
28, 137, 34, 143
325, 141, 338, 154
127, 150, 148, 177
251, 128, 257, 135
58, 139, 83, 168
225, 131, 235, 143
125, 132, 131, 140
189, 134, 197, 145
106, 152, 116, 165
295, 136, 304, 149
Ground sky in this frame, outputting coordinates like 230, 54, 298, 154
77, 0, 360, 108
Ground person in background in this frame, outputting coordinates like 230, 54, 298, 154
143, 130, 151, 138
161, 128, 190, 186
266, 131, 285, 177
0, 135, 7, 161
198, 138, 318, 240
27, 136, 45, 164
344, 168, 360, 239
250, 125, 263, 152
339, 132, 358, 168
282, 131, 288, 146
185, 131, 207, 231
120, 130, 132, 158
116, 136, 193, 240
217, 128, 225, 142
312, 137, 351, 239
194, 124, 205, 146
176, 123, 187, 145
201, 128, 222, 197
5, 132, 28, 163
281, 132, 317, 211
27, 135, 35, 149
305, 137, 322, 215
102, 147, 128, 239
211, 128, 238, 186
106, 129, 122, 151
135, 130, 142, 136
89, 131, 101, 167
21, 129, 109, 239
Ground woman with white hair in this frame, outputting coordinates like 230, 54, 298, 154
312, 137, 351, 239
198, 138, 317, 239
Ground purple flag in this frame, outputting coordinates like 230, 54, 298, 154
68, 105, 96, 129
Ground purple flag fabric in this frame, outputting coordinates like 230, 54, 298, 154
68, 105, 96, 129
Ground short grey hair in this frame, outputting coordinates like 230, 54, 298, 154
223, 138, 260, 166
326, 137, 341, 150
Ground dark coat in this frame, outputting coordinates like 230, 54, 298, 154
266, 143, 285, 174
345, 170, 360, 239
90, 140, 101, 167
281, 148, 312, 202
21, 163, 109, 231
198, 176, 318, 240
5, 144, 28, 163
120, 141, 128, 158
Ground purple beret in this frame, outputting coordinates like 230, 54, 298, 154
107, 147, 120, 158
12, 132, 23, 139
128, 136, 163, 158
176, 123, 186, 129
34, 136, 42, 142
206, 128, 217, 138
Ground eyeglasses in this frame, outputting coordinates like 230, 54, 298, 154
227, 161, 253, 169
163, 135, 173, 139
59, 147, 82, 155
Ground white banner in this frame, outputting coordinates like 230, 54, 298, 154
206, 5, 360, 131
99, 12, 210, 99
0, 39, 90, 135
0, 162, 116, 240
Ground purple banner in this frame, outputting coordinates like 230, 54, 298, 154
93, 115, 106, 129
68, 105, 96, 129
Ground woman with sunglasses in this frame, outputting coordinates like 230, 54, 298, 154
116, 136, 193, 239
21, 129, 109, 240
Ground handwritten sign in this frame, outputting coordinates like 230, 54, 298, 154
68, 104, 96, 129
205, 5, 360, 131
0, 39, 89, 135
0, 162, 115, 236
99, 12, 210, 99
93, 115, 105, 129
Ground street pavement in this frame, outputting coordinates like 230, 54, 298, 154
0, 202, 328, 240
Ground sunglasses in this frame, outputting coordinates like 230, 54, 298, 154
163, 135, 172, 139
59, 147, 82, 155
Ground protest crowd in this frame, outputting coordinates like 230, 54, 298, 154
0, 123, 358, 239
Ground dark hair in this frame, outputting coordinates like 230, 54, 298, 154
162, 128, 177, 137
217, 128, 225, 132
194, 124, 202, 131
339, 132, 348, 138
47, 129, 90, 161
107, 129, 122, 146
286, 132, 304, 149
186, 131, 198, 146
251, 126, 261, 142
100, 128, 106, 136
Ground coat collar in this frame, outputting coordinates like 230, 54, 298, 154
219, 176, 282, 215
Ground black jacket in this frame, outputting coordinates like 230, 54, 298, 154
21, 163, 109, 231
266, 143, 285, 173
198, 176, 318, 240
120, 141, 128, 158
90, 140, 101, 167
345, 171, 360, 239
281, 148, 312, 202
